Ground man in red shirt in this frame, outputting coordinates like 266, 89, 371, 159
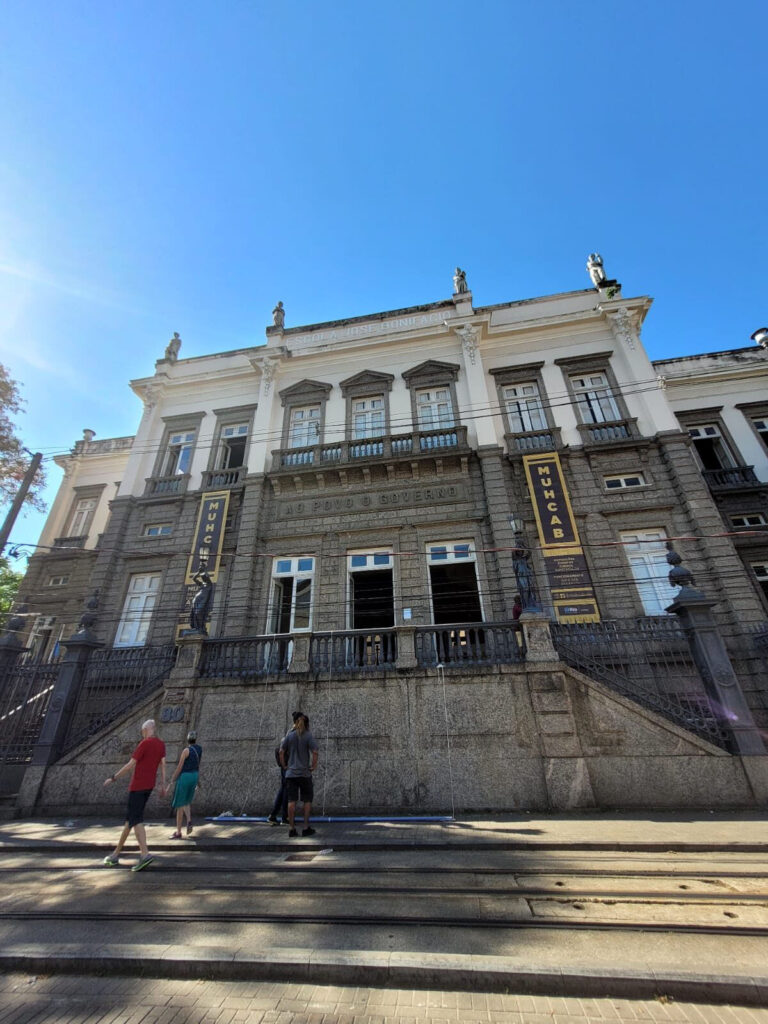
102, 719, 167, 871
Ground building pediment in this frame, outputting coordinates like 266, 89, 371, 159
402, 360, 460, 387
279, 379, 333, 406
339, 370, 395, 395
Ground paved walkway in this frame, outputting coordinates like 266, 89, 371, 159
2, 811, 767, 852
1, 974, 766, 1024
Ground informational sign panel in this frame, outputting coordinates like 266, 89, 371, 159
522, 453, 600, 623
185, 490, 230, 583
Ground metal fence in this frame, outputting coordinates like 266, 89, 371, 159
310, 629, 398, 672
551, 618, 730, 750
60, 644, 176, 755
415, 622, 525, 668
0, 655, 60, 764
200, 635, 292, 678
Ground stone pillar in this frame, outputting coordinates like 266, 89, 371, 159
668, 592, 766, 755
17, 632, 102, 814
521, 612, 558, 663
0, 634, 26, 681
288, 634, 310, 674
395, 626, 417, 669
158, 633, 205, 753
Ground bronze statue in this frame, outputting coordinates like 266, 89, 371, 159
190, 570, 214, 634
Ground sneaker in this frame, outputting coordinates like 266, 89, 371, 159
268, 816, 279, 827
302, 827, 316, 837
186, 823, 193, 836
288, 828, 298, 838
102, 854, 120, 867
131, 855, 155, 872
169, 832, 182, 839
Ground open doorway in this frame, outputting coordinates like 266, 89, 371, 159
427, 543, 483, 624
346, 550, 396, 667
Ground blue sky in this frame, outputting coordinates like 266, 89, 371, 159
1, 1, 766, 552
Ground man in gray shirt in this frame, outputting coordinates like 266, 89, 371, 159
279, 713, 319, 837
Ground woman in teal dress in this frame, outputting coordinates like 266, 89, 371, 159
169, 731, 202, 838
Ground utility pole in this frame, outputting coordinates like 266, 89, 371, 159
0, 451, 43, 555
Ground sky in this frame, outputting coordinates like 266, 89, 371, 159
1, 0, 766, 554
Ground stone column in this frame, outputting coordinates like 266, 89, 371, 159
668, 592, 765, 755
17, 632, 102, 814
521, 612, 558, 663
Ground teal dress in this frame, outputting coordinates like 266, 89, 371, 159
172, 744, 202, 808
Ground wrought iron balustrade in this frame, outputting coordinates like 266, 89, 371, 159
550, 618, 730, 750
0, 655, 60, 764
200, 635, 292, 677
61, 643, 177, 755
310, 629, 398, 672
702, 466, 760, 490
415, 621, 525, 668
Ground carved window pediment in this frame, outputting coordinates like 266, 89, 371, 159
339, 370, 395, 395
402, 360, 460, 388
279, 379, 333, 407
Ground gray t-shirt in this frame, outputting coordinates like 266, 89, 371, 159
280, 729, 318, 778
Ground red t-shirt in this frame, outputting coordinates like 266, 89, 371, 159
130, 737, 166, 792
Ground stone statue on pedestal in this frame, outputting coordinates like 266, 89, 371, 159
164, 332, 182, 362
453, 267, 468, 295
272, 302, 285, 329
587, 253, 606, 287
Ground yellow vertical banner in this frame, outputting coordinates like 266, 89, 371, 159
185, 491, 231, 583
522, 453, 600, 623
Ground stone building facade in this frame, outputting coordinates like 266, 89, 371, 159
9, 268, 768, 817
21, 272, 768, 655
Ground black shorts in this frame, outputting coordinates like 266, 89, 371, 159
285, 776, 313, 803
126, 789, 152, 826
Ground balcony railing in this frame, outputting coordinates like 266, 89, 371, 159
505, 428, 562, 454
579, 418, 635, 444
702, 466, 761, 490
145, 473, 190, 497
200, 635, 292, 677
52, 535, 88, 550
415, 621, 525, 668
310, 629, 398, 672
202, 466, 245, 489
273, 426, 469, 470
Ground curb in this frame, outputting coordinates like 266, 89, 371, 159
3, 840, 768, 854
0, 948, 766, 1006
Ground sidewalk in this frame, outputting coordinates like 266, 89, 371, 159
0, 812, 766, 1005
1, 810, 767, 852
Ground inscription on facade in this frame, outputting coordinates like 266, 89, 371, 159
281, 482, 468, 518
289, 311, 449, 348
